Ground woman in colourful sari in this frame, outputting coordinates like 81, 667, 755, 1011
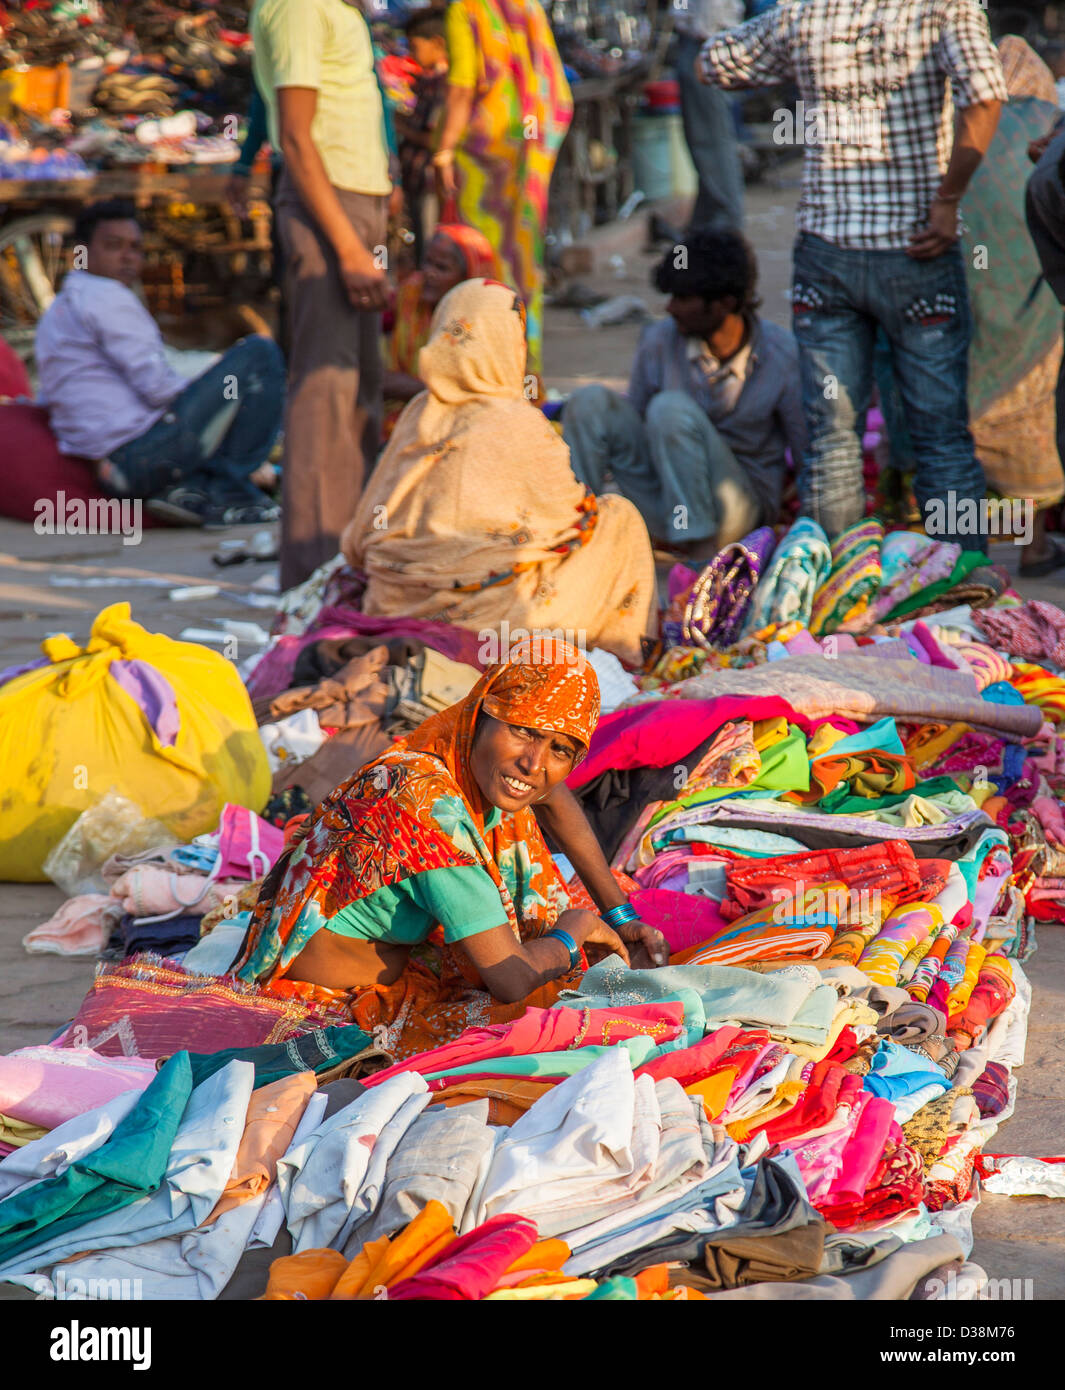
431, 0, 572, 373
236, 639, 667, 1059
383, 222, 498, 439
344, 278, 658, 668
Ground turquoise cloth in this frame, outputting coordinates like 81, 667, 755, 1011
0, 1053, 192, 1265
964, 94, 1065, 419
327, 864, 509, 945
583, 1276, 638, 1299
953, 828, 1010, 898
426, 1035, 658, 1081
822, 716, 904, 759
658, 826, 808, 856
555, 957, 828, 1041
863, 1040, 950, 1103
982, 682, 1026, 706
774, 984, 837, 1047
187, 1024, 375, 1090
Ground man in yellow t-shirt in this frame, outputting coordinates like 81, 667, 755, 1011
252, 0, 393, 590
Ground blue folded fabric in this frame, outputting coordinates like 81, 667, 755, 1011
982, 681, 1026, 706
0, 1053, 193, 1266
863, 1040, 949, 1103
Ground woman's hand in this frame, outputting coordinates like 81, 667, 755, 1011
1029, 119, 1064, 164
556, 908, 629, 966
615, 917, 669, 969
435, 160, 457, 201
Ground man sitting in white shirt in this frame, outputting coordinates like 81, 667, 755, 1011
35, 198, 284, 528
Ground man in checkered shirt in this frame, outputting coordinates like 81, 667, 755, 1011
699, 0, 1007, 546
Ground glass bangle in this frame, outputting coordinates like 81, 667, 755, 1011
601, 903, 639, 928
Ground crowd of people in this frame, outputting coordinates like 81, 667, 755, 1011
15, 0, 1065, 609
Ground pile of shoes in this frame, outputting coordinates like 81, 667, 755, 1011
0, 0, 256, 169
93, 71, 180, 118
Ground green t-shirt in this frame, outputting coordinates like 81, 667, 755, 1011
325, 863, 509, 945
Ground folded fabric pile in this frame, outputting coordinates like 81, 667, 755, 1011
0, 573, 1058, 1303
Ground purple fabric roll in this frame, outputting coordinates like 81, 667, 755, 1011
683, 526, 778, 650
972, 1060, 1011, 1118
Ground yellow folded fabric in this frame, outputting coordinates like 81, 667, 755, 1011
0, 1114, 48, 1148
485, 1280, 598, 1301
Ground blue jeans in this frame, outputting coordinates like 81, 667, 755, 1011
791, 233, 985, 548
103, 335, 285, 502
675, 34, 744, 232
563, 385, 761, 545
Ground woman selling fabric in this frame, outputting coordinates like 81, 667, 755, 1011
236, 640, 667, 1059
343, 278, 658, 668
382, 223, 497, 440
430, 0, 572, 373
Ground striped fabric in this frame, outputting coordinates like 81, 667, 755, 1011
808, 519, 884, 637
907, 919, 959, 1001
683, 886, 840, 967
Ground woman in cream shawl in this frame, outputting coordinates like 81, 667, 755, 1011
342, 278, 657, 666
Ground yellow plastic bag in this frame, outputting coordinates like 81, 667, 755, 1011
0, 603, 271, 881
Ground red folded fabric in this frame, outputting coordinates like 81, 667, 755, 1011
823, 1027, 861, 1064
634, 1025, 745, 1086
948, 962, 1016, 1049
722, 840, 921, 921
753, 1063, 864, 1146
818, 1139, 925, 1229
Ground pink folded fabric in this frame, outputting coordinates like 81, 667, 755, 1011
110, 867, 243, 919
386, 1214, 539, 1301
0, 1047, 157, 1128
568, 695, 806, 790
362, 1003, 686, 1088
825, 1094, 896, 1204
630, 887, 733, 955
1033, 796, 1065, 848
22, 895, 122, 957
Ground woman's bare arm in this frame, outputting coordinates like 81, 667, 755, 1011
459, 912, 628, 1003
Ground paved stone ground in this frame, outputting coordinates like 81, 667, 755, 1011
0, 172, 1061, 1295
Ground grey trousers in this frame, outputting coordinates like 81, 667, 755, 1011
276, 171, 388, 591
563, 384, 761, 545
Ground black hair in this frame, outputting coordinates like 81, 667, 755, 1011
72, 198, 140, 249
653, 225, 760, 313
404, 3, 447, 40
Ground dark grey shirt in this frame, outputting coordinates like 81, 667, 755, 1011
626, 315, 808, 523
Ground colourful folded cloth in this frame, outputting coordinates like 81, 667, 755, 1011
809, 519, 884, 636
